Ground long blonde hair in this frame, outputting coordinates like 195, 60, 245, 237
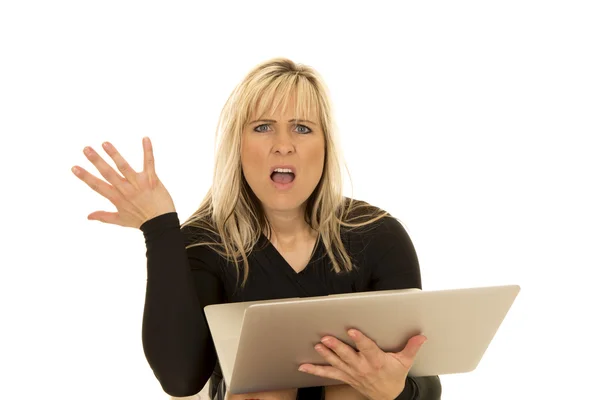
181, 57, 389, 287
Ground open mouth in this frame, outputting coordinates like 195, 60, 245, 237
270, 171, 295, 184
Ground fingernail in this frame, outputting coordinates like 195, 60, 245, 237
298, 366, 307, 373
103, 142, 110, 149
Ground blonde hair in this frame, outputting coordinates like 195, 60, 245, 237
181, 57, 389, 287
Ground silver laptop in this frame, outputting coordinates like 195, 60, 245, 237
204, 284, 520, 394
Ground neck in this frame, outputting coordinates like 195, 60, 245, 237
263, 205, 314, 246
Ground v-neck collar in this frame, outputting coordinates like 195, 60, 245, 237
258, 232, 322, 275
252, 233, 329, 297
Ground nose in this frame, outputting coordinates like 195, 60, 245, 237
272, 130, 295, 155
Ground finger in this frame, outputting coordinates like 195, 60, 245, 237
101, 141, 138, 186
142, 137, 157, 180
298, 363, 351, 385
82, 146, 129, 189
87, 211, 121, 226
320, 336, 361, 366
314, 343, 354, 376
348, 329, 383, 365
397, 335, 427, 362
72, 165, 120, 204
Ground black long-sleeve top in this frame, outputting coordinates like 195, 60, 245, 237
140, 205, 442, 400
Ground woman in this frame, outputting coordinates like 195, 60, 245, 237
72, 57, 442, 400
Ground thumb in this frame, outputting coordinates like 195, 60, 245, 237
87, 211, 120, 225
396, 335, 427, 361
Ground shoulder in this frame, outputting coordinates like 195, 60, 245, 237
180, 218, 219, 247
340, 197, 406, 235
340, 200, 421, 290
180, 217, 226, 272
340, 197, 412, 249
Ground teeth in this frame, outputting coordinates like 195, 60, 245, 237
273, 168, 293, 173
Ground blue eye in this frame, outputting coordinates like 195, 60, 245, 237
253, 124, 312, 134
254, 124, 269, 132
296, 125, 312, 134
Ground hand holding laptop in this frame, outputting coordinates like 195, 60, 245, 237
298, 329, 428, 400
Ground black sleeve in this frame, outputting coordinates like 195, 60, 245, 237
140, 212, 226, 397
369, 216, 442, 400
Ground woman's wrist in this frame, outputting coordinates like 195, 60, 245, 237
391, 377, 418, 400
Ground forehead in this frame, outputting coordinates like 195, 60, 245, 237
249, 87, 319, 122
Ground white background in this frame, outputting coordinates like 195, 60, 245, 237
1, 1, 598, 399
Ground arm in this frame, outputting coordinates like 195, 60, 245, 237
369, 216, 442, 400
140, 212, 225, 397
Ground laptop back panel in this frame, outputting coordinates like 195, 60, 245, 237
227, 285, 520, 394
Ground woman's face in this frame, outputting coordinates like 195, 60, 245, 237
241, 94, 325, 213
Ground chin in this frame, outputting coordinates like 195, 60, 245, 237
261, 191, 312, 210
264, 197, 304, 211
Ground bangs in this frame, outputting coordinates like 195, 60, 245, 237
249, 74, 320, 125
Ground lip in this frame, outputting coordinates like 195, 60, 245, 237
270, 165, 296, 190
270, 165, 297, 175
271, 179, 294, 190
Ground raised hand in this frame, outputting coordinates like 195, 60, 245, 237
72, 137, 176, 229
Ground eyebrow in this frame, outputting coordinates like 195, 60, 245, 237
248, 119, 316, 125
